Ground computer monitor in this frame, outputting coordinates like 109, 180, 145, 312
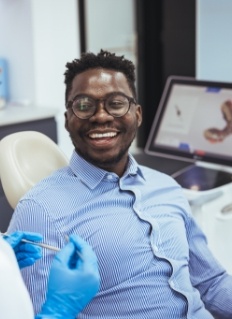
145, 76, 232, 191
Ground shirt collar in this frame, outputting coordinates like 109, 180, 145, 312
69, 151, 145, 189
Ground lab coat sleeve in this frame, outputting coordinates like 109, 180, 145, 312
0, 237, 34, 319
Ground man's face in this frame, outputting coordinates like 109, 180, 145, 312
65, 68, 142, 176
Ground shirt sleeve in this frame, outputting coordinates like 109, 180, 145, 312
186, 213, 232, 318
7, 199, 64, 315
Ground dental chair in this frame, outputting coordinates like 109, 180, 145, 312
0, 131, 68, 210
1, 130, 232, 277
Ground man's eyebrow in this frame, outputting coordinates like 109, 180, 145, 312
71, 91, 129, 100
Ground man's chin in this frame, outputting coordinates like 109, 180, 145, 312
76, 148, 128, 169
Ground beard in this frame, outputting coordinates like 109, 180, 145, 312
77, 141, 130, 168
69, 129, 137, 171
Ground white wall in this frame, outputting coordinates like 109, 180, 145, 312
196, 0, 232, 82
0, 0, 34, 103
30, 0, 79, 157
0, 0, 80, 158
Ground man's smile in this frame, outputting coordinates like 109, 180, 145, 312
88, 131, 118, 139
86, 130, 120, 149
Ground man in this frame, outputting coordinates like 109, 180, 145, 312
8, 50, 232, 318
1, 231, 100, 319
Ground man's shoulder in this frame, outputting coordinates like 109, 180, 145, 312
139, 164, 177, 183
23, 166, 75, 198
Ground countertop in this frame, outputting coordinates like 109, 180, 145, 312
0, 103, 59, 126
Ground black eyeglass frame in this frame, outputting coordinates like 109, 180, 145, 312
66, 92, 137, 119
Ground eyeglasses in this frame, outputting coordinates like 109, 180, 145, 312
66, 92, 136, 119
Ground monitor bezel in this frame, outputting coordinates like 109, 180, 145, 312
144, 75, 232, 168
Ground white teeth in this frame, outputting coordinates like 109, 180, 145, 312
89, 132, 117, 139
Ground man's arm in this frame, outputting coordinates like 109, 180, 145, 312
187, 215, 232, 318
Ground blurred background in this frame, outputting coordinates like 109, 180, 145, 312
2, 0, 232, 157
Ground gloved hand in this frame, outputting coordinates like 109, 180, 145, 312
36, 234, 100, 319
4, 231, 43, 268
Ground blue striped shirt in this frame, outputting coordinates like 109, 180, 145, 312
8, 151, 232, 318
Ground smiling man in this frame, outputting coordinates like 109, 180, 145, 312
8, 50, 232, 319
65, 64, 142, 176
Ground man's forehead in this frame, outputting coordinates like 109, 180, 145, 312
75, 68, 125, 79
72, 68, 129, 89
68, 68, 131, 99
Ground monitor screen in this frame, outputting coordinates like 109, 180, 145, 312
145, 76, 232, 168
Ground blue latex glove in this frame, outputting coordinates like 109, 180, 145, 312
36, 234, 100, 319
4, 231, 43, 268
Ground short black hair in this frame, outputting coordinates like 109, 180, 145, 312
64, 49, 136, 102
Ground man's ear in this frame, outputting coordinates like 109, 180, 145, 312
64, 111, 69, 132
136, 104, 143, 127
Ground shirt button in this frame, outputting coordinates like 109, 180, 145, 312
152, 245, 159, 253
169, 280, 175, 288
106, 175, 113, 180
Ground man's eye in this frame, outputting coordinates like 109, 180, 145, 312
109, 99, 125, 107
75, 99, 94, 111
78, 103, 91, 111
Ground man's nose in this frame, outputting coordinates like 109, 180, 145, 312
89, 102, 114, 122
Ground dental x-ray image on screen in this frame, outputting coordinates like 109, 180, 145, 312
145, 76, 232, 191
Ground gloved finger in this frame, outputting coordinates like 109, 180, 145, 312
15, 246, 42, 259
18, 257, 40, 269
21, 231, 43, 242
53, 241, 77, 266
69, 234, 89, 252
4, 231, 43, 248
17, 251, 42, 263
4, 231, 24, 248
17, 253, 41, 263
14, 242, 42, 254
70, 234, 98, 265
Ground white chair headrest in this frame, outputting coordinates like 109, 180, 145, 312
0, 131, 68, 209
